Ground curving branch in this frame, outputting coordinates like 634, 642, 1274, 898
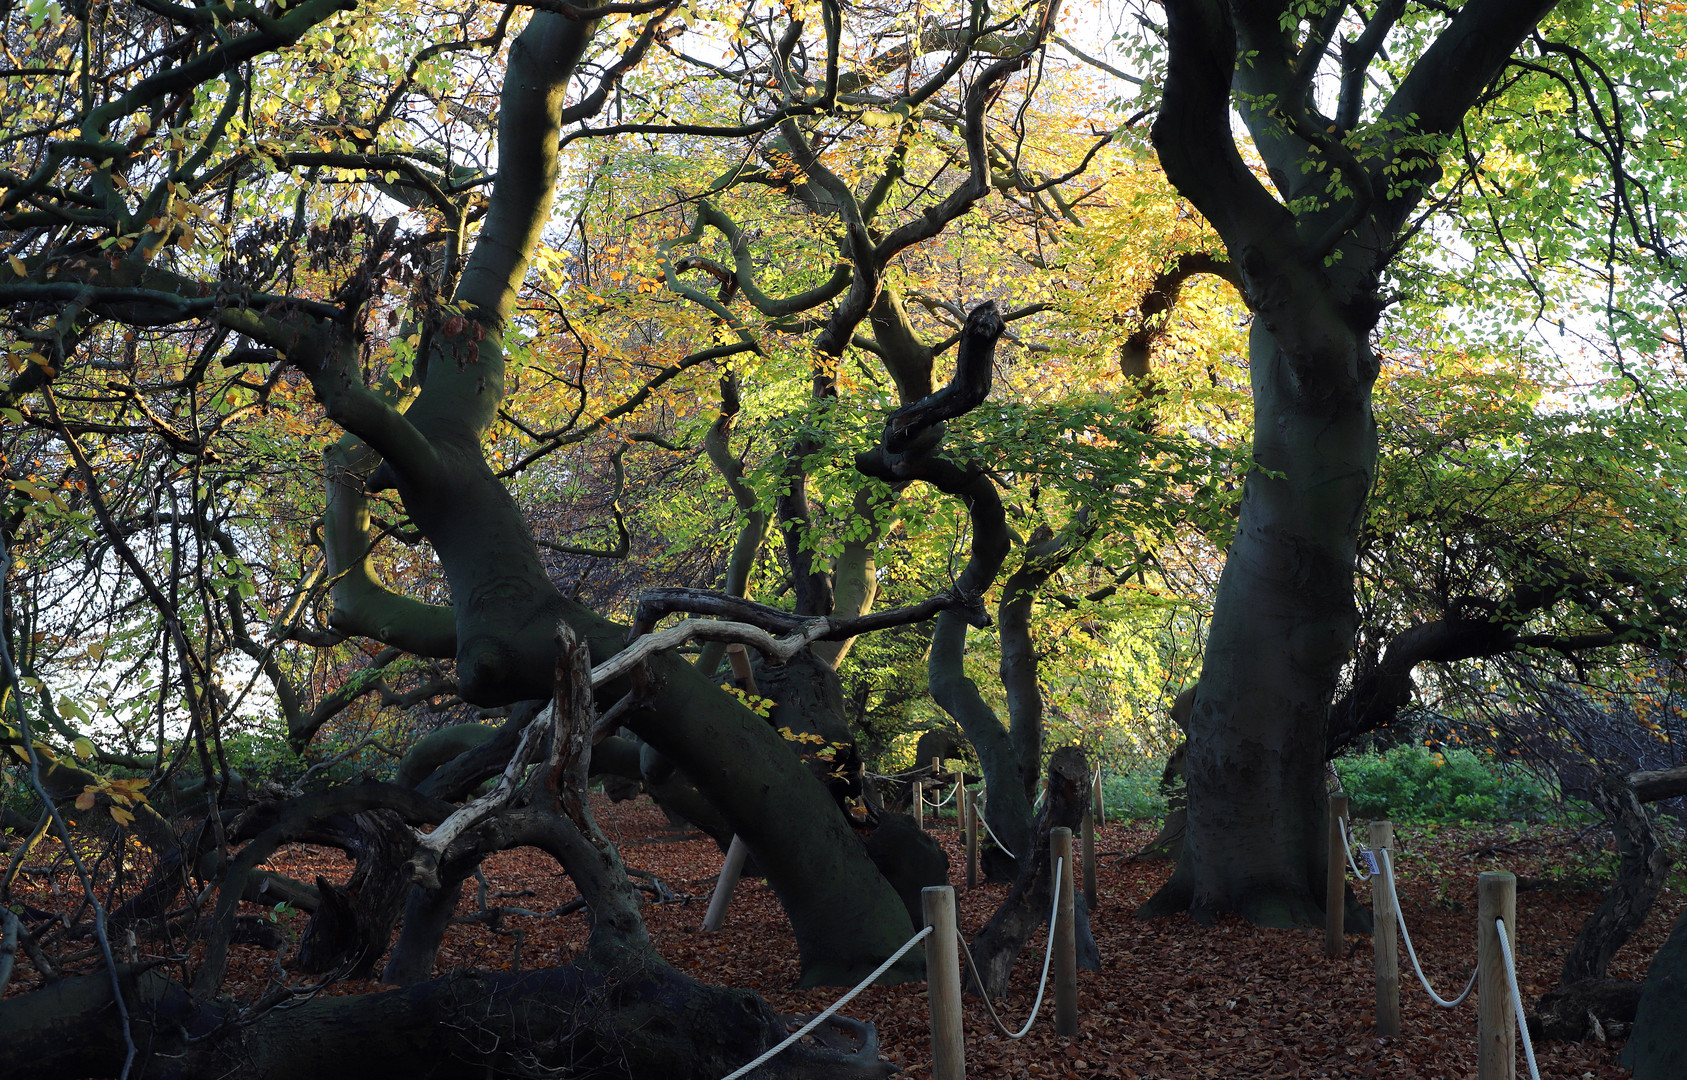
878, 300, 1004, 458
538, 443, 633, 559
1335, 0, 1406, 134
1118, 251, 1240, 380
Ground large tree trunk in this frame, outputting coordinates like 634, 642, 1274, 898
1134, 0, 1557, 928
1141, 310, 1375, 926
1622, 905, 1687, 1080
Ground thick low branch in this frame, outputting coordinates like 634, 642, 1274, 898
1629, 766, 1687, 804
630, 587, 989, 642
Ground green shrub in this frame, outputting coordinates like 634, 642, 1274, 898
1098, 763, 1171, 820
1332, 744, 1552, 822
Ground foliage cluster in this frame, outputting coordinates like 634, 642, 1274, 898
1098, 762, 1173, 821
1333, 744, 1555, 823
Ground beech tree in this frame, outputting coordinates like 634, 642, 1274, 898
0, 0, 1210, 1071
6, 0, 1687, 1071
1128, 0, 1682, 925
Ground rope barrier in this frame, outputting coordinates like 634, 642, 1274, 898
973, 800, 1017, 859
956, 856, 1066, 1039
717, 925, 934, 1080
922, 783, 959, 809
1379, 853, 1477, 1008
1336, 815, 1369, 883
1495, 918, 1543, 1080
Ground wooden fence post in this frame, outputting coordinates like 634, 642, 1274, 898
1370, 820, 1399, 1037
1326, 792, 1348, 959
1092, 769, 1105, 827
1478, 871, 1517, 1080
913, 779, 924, 829
923, 885, 965, 1080
1052, 827, 1079, 1036
1081, 808, 1097, 910
704, 648, 760, 935
703, 835, 748, 932
964, 789, 978, 888
932, 758, 944, 824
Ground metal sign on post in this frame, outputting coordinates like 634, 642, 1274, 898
1361, 849, 1381, 878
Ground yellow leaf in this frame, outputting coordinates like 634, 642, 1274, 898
76, 789, 97, 810
72, 736, 94, 759
6, 254, 24, 277
109, 805, 134, 826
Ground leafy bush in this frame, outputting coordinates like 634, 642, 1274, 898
1098, 763, 1171, 820
1332, 745, 1553, 822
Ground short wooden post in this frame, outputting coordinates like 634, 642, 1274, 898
1092, 768, 1104, 826
1051, 827, 1079, 1036
725, 643, 758, 691
1080, 809, 1097, 910
1478, 871, 1517, 1080
932, 757, 944, 823
1370, 820, 1399, 1036
1325, 791, 1349, 958
954, 772, 965, 828
913, 779, 924, 829
703, 835, 749, 932
923, 885, 965, 1080
964, 789, 978, 888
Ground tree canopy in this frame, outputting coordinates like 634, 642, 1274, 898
3, 0, 1687, 1075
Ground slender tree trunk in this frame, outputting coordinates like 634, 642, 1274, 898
969, 747, 1100, 997
1561, 776, 1672, 984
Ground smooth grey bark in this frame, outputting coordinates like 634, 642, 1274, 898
999, 516, 1094, 798
1623, 906, 1687, 1079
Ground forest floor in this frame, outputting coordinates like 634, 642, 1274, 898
6, 793, 1682, 1079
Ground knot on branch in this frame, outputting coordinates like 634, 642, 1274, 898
403, 849, 444, 891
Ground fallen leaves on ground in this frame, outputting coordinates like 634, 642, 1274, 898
6, 795, 1676, 1079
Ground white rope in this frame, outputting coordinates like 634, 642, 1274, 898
922, 783, 959, 809
956, 856, 1066, 1039
974, 802, 1017, 859
717, 925, 934, 1080
1380, 852, 1477, 1008
1495, 918, 1543, 1080
1336, 815, 1369, 883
